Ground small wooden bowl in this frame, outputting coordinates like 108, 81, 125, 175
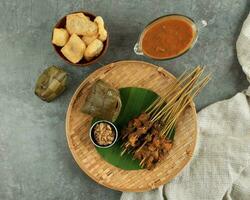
51, 11, 109, 67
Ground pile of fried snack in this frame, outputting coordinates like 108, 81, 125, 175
52, 13, 107, 63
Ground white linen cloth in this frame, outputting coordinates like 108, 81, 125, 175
121, 13, 250, 200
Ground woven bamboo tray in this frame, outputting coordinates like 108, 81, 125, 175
66, 60, 197, 192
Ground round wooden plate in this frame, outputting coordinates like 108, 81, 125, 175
66, 60, 197, 192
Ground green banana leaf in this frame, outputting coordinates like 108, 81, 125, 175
93, 87, 158, 170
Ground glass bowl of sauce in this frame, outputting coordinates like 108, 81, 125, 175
134, 14, 207, 60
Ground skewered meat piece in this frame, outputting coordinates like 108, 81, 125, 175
121, 126, 135, 139
128, 132, 139, 147
134, 146, 150, 160
128, 120, 134, 128
133, 118, 142, 128
138, 113, 150, 124
152, 150, 159, 160
152, 134, 161, 147
145, 156, 155, 170
148, 144, 156, 151
137, 126, 149, 135
162, 140, 173, 151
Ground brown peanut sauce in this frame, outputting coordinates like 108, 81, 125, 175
141, 15, 196, 59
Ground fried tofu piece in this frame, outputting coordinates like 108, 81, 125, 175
84, 39, 103, 61
61, 34, 86, 63
66, 13, 98, 36
82, 34, 98, 46
52, 28, 69, 46
94, 16, 108, 41
71, 13, 89, 20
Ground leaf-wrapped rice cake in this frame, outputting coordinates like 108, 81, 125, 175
81, 80, 122, 122
35, 66, 67, 102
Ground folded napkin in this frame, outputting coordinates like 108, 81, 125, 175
121, 12, 250, 200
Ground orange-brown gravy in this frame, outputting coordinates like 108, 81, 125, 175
141, 16, 196, 59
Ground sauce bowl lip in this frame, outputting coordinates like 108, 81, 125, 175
137, 13, 199, 61
89, 120, 118, 148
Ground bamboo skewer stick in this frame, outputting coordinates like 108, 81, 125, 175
161, 74, 211, 136
147, 67, 203, 114
146, 69, 192, 115
149, 69, 210, 138
151, 68, 204, 122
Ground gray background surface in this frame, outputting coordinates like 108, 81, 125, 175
0, 0, 249, 200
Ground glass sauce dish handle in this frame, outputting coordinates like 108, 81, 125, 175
134, 42, 144, 55
196, 19, 208, 32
